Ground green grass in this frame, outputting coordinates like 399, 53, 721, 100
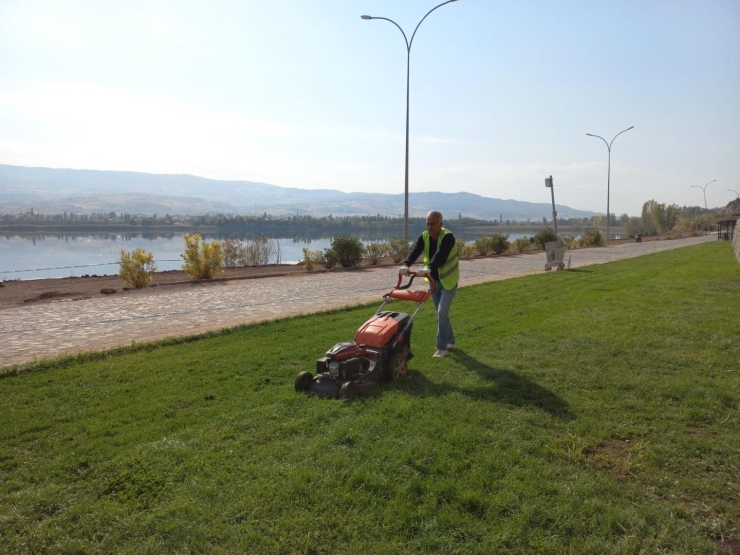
1, 242, 739, 554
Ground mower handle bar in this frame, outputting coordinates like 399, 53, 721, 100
394, 271, 436, 293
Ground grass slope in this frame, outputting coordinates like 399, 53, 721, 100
1, 242, 739, 554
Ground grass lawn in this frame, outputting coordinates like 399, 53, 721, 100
1, 242, 739, 554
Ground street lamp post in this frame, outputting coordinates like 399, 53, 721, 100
586, 126, 634, 245
691, 179, 716, 233
728, 189, 740, 214
361, 0, 458, 244
545, 175, 558, 235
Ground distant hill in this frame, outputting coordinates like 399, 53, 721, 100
0, 164, 599, 221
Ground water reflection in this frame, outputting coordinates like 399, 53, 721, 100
1, 229, 603, 280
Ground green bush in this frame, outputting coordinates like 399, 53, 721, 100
489, 233, 510, 255
329, 235, 364, 267
579, 231, 603, 247
511, 237, 530, 254
364, 242, 388, 265
386, 239, 410, 263
117, 248, 157, 288
533, 227, 558, 250
322, 248, 339, 269
181, 233, 224, 279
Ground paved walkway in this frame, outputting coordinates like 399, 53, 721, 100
0, 235, 714, 368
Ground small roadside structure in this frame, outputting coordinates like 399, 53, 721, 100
716, 217, 737, 241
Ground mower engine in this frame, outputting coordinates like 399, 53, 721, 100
298, 311, 412, 399
318, 342, 372, 380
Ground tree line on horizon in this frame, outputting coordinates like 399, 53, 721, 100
1, 198, 736, 236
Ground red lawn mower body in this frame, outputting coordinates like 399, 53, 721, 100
295, 272, 434, 399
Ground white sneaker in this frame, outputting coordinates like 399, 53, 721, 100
447, 344, 457, 351
433, 349, 448, 358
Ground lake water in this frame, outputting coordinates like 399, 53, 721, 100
1, 231, 533, 280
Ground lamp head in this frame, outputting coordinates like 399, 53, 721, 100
586, 133, 594, 136
361, 15, 372, 20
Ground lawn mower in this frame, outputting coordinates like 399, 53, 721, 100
295, 271, 434, 399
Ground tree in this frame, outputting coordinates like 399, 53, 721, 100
642, 200, 658, 235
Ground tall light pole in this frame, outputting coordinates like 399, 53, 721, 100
691, 179, 716, 233
728, 189, 740, 214
586, 126, 634, 245
361, 0, 458, 244
545, 175, 558, 235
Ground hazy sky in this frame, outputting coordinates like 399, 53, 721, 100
1, 0, 738, 216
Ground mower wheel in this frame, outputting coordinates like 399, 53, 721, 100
294, 371, 314, 392
385, 348, 408, 382
339, 381, 358, 400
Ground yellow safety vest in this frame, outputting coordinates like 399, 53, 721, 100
422, 228, 459, 289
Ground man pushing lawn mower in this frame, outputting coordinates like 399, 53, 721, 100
400, 210, 459, 359
294, 209, 457, 400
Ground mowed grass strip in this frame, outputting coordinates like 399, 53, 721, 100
1, 242, 738, 554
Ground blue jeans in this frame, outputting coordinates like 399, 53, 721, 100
431, 280, 457, 351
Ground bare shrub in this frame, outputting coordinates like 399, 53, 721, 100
474, 237, 490, 256
456, 240, 475, 258
365, 242, 388, 265
222, 235, 283, 267
562, 236, 577, 249
578, 231, 603, 247
222, 236, 245, 267
243, 235, 271, 266
302, 248, 324, 271
386, 239, 410, 263
511, 237, 530, 254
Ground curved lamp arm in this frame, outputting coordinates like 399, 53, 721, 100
585, 133, 609, 151
362, 0, 458, 52
362, 16, 409, 50
410, 0, 458, 51
609, 126, 634, 149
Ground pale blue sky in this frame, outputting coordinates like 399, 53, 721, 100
1, 0, 738, 216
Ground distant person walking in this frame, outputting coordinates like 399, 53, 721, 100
399, 210, 459, 358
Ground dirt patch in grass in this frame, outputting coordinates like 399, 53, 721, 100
715, 539, 740, 555
583, 439, 633, 481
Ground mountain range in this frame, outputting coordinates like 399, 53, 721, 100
0, 164, 599, 221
